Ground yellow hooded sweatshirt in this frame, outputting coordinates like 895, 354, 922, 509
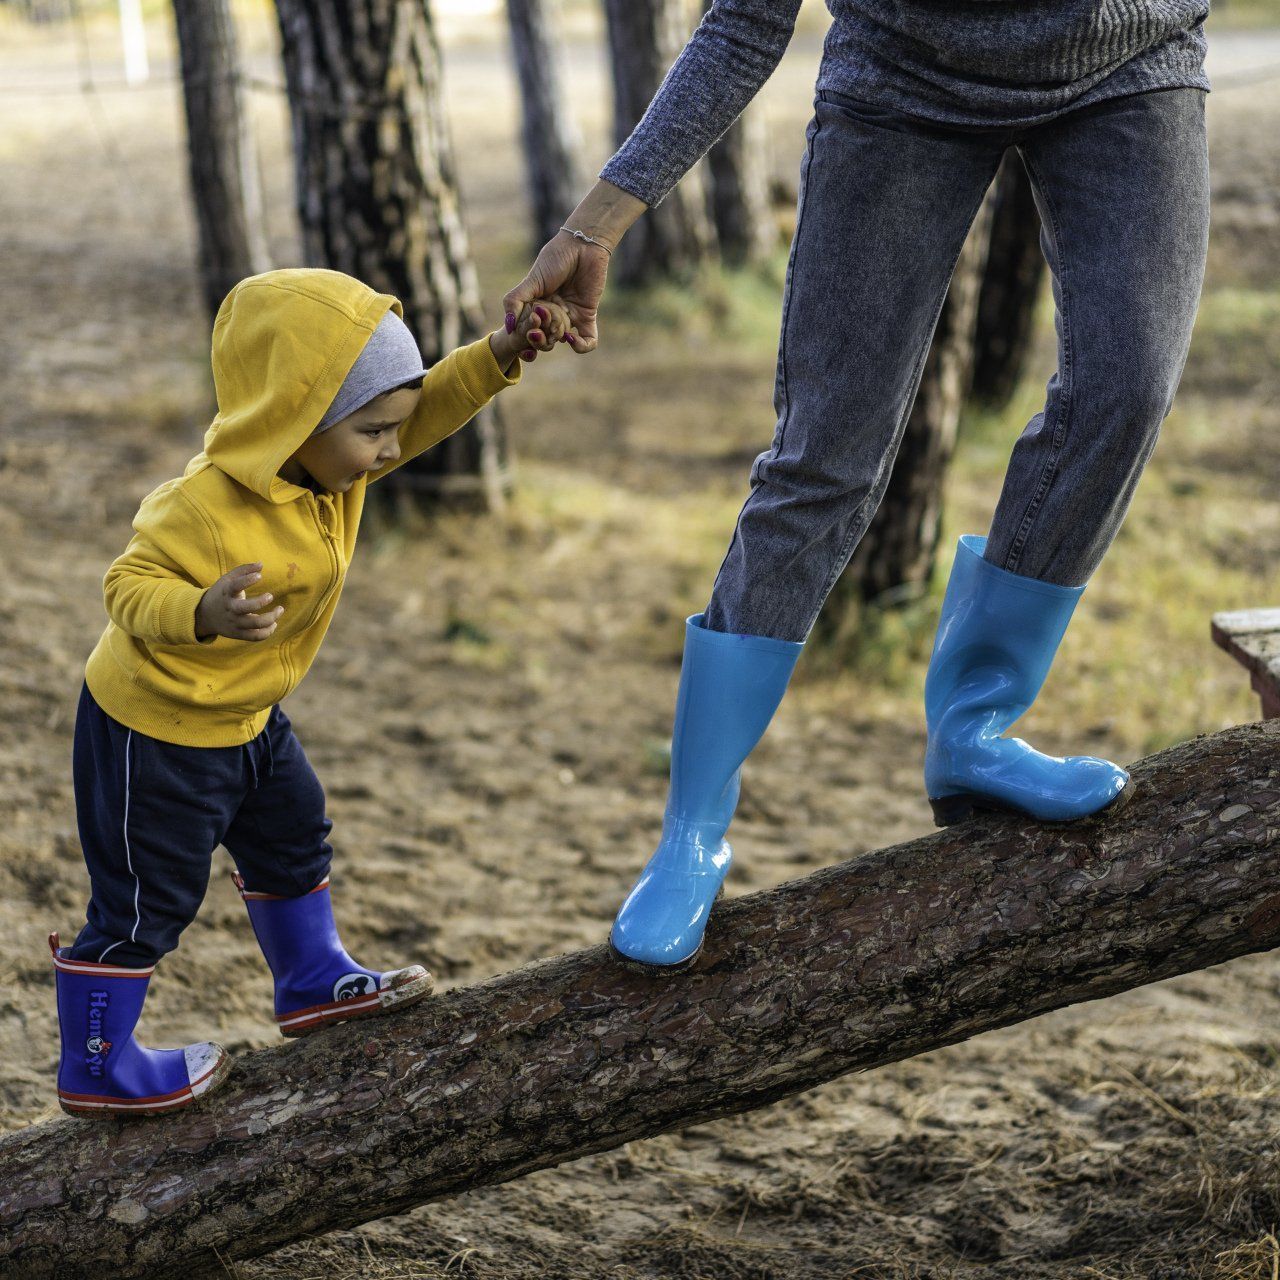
84, 268, 520, 747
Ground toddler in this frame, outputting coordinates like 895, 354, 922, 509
51, 267, 569, 1116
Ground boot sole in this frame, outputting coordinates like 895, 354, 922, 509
58, 1044, 232, 1119
929, 776, 1136, 829
606, 885, 725, 976
279, 967, 435, 1038
607, 936, 705, 975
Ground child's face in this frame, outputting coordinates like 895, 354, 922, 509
281, 384, 421, 493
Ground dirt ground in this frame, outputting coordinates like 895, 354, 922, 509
2, 8, 1280, 1278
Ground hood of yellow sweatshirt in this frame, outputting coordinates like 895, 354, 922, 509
202, 268, 402, 504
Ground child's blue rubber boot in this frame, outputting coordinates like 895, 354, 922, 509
51, 933, 229, 1117
610, 613, 803, 972
924, 534, 1131, 826
235, 875, 434, 1037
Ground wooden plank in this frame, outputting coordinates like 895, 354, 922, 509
1212, 609, 1280, 720
1213, 607, 1280, 639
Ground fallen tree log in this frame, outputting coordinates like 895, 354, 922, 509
2, 722, 1278, 1279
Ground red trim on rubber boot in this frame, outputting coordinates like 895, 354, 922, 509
57, 1052, 226, 1116
277, 991, 382, 1036
233, 873, 330, 901
276, 967, 434, 1037
48, 931, 154, 977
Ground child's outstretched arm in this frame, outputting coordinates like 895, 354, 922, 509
365, 301, 570, 484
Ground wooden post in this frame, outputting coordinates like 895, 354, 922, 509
171, 0, 270, 323
119, 0, 148, 84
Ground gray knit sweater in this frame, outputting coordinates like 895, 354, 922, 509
600, 0, 1210, 207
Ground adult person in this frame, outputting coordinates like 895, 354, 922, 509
503, 1, 1211, 972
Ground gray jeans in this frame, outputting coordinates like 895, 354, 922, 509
704, 87, 1209, 642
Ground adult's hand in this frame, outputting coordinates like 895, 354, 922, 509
502, 232, 610, 354
501, 180, 648, 356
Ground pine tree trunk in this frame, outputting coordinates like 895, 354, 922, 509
172, 0, 270, 324
701, 0, 774, 266
814, 196, 995, 634
274, 0, 510, 510
2, 722, 1278, 1278
505, 0, 581, 252
602, 0, 712, 287
972, 151, 1046, 409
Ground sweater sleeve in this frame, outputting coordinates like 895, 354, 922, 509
367, 335, 521, 483
103, 483, 222, 647
599, 0, 803, 208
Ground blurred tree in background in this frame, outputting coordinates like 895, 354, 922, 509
602, 0, 712, 286
699, 0, 774, 267
274, 0, 511, 512
172, 0, 270, 324
505, 0, 582, 253
972, 153, 1046, 409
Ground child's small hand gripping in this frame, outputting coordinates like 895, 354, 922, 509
490, 299, 572, 370
195, 562, 284, 642
520, 299, 572, 356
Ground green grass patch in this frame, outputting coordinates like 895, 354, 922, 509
1186, 286, 1280, 393
608, 254, 788, 360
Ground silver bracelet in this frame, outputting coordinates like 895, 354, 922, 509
559, 225, 613, 255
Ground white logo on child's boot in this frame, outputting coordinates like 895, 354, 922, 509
85, 991, 113, 1075
334, 973, 374, 1001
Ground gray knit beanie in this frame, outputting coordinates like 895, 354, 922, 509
315, 309, 427, 433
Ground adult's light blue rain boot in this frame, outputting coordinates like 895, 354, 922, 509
235, 875, 434, 1037
924, 535, 1132, 826
50, 933, 229, 1117
610, 613, 803, 972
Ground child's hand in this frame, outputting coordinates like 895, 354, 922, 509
195, 562, 284, 642
489, 298, 572, 371
524, 298, 571, 350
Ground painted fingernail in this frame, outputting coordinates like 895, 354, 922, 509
504, 313, 516, 334
529, 330, 543, 344
534, 306, 548, 323
520, 349, 536, 361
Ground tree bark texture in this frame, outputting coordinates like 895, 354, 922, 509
700, 0, 774, 266
815, 194, 995, 632
4, 721, 1279, 1279
602, 0, 713, 287
505, 0, 581, 252
172, 0, 270, 324
971, 151, 1046, 409
274, 0, 510, 509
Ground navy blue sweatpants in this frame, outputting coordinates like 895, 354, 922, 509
70, 683, 333, 967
